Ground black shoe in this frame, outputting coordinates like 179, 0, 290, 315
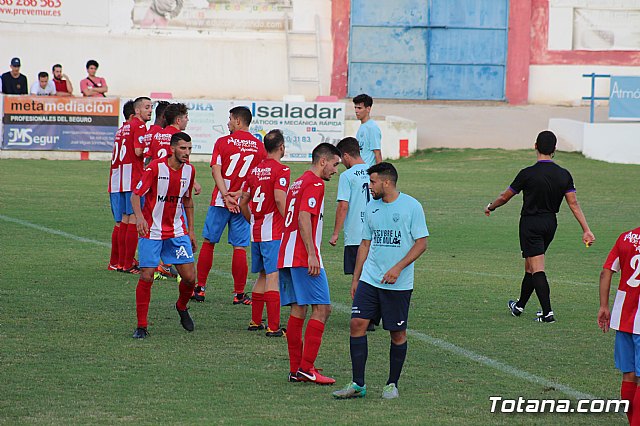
508, 299, 523, 317
288, 372, 301, 382
534, 311, 556, 323
132, 327, 149, 339
192, 286, 206, 302
265, 327, 286, 337
366, 322, 376, 332
176, 304, 195, 331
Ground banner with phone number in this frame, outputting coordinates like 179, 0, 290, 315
0, 0, 109, 27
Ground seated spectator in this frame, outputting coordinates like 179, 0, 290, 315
1, 57, 28, 95
30, 71, 56, 96
80, 59, 108, 97
51, 64, 73, 96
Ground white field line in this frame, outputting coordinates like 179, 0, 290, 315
0, 214, 600, 401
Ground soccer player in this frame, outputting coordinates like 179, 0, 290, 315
130, 132, 198, 338
485, 130, 595, 323
119, 97, 153, 274
332, 162, 428, 400
598, 227, 640, 425
279, 142, 341, 385
239, 129, 290, 336
329, 136, 376, 331
195, 106, 266, 304
108, 100, 135, 271
148, 102, 186, 161
143, 100, 170, 162
353, 93, 382, 167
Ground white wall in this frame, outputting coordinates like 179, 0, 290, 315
0, 0, 332, 100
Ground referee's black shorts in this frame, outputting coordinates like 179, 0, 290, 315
519, 213, 557, 258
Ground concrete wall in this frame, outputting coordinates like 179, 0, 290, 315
0, 0, 332, 100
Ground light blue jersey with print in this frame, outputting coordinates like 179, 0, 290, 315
360, 193, 428, 291
336, 163, 371, 246
356, 119, 381, 167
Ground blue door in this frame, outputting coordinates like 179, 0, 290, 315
348, 0, 508, 100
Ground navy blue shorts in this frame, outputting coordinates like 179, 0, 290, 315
202, 206, 250, 247
343, 245, 359, 275
251, 240, 280, 274
615, 330, 640, 375
351, 280, 412, 331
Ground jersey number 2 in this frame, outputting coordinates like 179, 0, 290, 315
628, 255, 640, 288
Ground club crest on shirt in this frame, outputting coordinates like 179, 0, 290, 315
393, 213, 400, 222
175, 245, 192, 259
308, 197, 316, 208
279, 177, 287, 187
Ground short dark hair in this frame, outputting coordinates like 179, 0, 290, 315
367, 161, 398, 184
336, 137, 360, 158
155, 101, 170, 118
86, 59, 99, 69
264, 129, 285, 153
229, 106, 252, 126
352, 93, 373, 108
170, 131, 191, 146
122, 99, 135, 120
52, 64, 62, 72
38, 71, 48, 79
164, 103, 189, 125
536, 131, 557, 155
133, 96, 151, 111
311, 142, 341, 165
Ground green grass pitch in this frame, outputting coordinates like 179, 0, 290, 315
1, 149, 638, 424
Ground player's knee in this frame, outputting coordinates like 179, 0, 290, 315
390, 330, 407, 345
623, 372, 637, 383
140, 270, 154, 282
350, 318, 368, 335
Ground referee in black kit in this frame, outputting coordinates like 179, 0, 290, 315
484, 130, 595, 323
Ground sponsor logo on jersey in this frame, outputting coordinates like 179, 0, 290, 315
175, 245, 192, 259
372, 229, 402, 247
279, 177, 287, 187
308, 197, 316, 208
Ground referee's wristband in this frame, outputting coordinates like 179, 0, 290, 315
487, 203, 495, 212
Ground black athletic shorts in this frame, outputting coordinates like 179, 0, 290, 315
343, 245, 359, 275
519, 214, 557, 258
351, 280, 412, 331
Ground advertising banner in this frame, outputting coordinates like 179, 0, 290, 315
2, 95, 119, 150
0, 0, 109, 27
609, 76, 640, 121
145, 99, 345, 161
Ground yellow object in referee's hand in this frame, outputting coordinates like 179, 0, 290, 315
586, 242, 590, 248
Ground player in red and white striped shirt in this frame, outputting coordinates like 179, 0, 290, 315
598, 227, 640, 424
107, 100, 135, 271
130, 131, 198, 339
239, 129, 290, 336
142, 100, 169, 163
195, 106, 266, 304
278, 143, 341, 385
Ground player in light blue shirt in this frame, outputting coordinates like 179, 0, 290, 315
353, 94, 382, 167
330, 137, 371, 271
333, 162, 428, 401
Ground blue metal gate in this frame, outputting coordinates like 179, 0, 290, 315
348, 0, 508, 100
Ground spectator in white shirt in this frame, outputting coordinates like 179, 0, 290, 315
30, 71, 56, 96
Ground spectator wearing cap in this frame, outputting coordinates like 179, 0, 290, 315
51, 64, 73, 96
1, 57, 28, 95
30, 71, 56, 96
80, 59, 108, 97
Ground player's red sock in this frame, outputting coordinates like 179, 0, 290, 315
123, 223, 139, 270
286, 315, 305, 373
196, 242, 215, 286
109, 224, 120, 266
300, 319, 325, 372
177, 280, 196, 311
118, 222, 127, 268
232, 249, 248, 294
264, 291, 281, 330
251, 292, 265, 325
622, 381, 636, 424
135, 278, 153, 328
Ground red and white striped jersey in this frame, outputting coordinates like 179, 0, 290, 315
209, 130, 266, 207
108, 121, 131, 193
149, 126, 179, 161
129, 116, 148, 184
605, 227, 640, 334
133, 158, 196, 240
243, 158, 290, 242
143, 124, 163, 159
277, 170, 325, 268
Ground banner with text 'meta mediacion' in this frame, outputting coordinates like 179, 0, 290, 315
2, 95, 119, 151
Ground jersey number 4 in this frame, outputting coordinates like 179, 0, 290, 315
252, 186, 266, 213
226, 153, 254, 178
628, 255, 640, 287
